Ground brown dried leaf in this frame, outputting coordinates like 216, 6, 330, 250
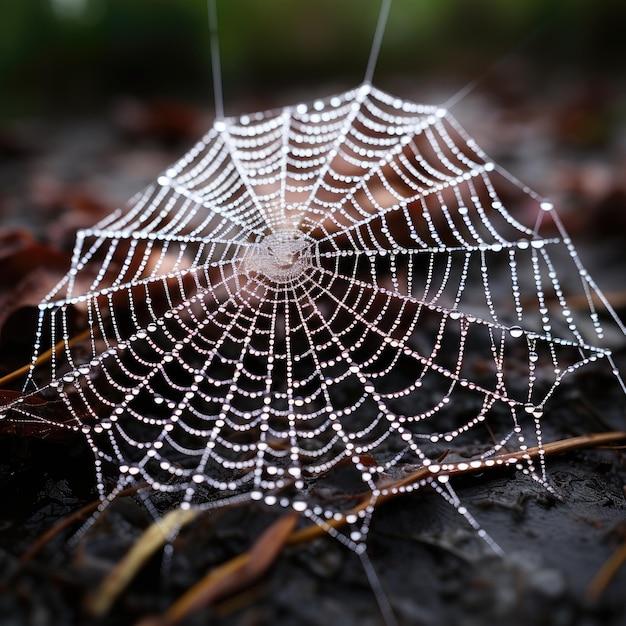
0, 389, 76, 441
87, 506, 200, 618
0, 230, 72, 354
0, 230, 69, 288
154, 511, 299, 626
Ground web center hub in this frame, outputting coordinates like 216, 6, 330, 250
244, 230, 312, 283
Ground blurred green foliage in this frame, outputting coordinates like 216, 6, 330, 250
0, 0, 624, 119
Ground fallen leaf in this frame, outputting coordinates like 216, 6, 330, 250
153, 511, 299, 626
0, 230, 69, 289
0, 389, 77, 441
87, 506, 200, 618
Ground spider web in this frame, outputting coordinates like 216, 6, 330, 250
2, 83, 625, 558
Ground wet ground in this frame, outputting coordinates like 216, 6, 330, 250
0, 75, 625, 626
0, 369, 625, 626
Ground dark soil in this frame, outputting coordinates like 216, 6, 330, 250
0, 77, 625, 626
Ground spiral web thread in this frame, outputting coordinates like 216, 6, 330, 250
2, 84, 625, 559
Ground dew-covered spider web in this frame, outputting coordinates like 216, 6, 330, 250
2, 82, 626, 621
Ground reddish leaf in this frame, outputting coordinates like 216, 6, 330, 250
0, 389, 76, 441
138, 512, 299, 626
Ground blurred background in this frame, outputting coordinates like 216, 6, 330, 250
1, 0, 625, 119
0, 0, 625, 273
